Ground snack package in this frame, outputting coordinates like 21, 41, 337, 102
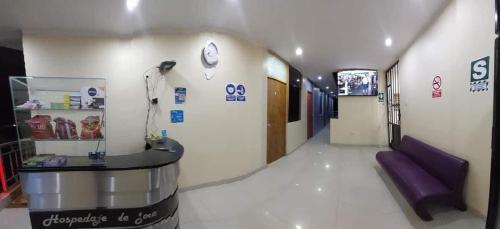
25, 115, 56, 139
54, 117, 78, 140
80, 116, 103, 139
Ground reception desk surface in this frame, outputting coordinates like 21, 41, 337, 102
19, 138, 184, 229
18, 138, 184, 172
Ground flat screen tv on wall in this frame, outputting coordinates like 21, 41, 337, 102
337, 70, 378, 96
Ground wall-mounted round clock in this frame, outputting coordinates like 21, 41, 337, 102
203, 41, 219, 66
202, 40, 219, 80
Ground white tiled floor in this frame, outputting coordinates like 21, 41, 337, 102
0, 127, 486, 228
178, 127, 485, 229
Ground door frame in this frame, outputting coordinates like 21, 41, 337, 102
486, 36, 500, 229
307, 91, 313, 139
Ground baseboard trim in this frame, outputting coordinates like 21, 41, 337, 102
468, 206, 487, 219
179, 165, 268, 192
331, 143, 388, 148
180, 139, 311, 192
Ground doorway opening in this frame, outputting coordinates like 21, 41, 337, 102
386, 62, 401, 149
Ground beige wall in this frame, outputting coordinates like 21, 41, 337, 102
330, 71, 388, 146
398, 0, 494, 216
286, 77, 309, 154
22, 32, 268, 188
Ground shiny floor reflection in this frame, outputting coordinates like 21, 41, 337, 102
0, 127, 486, 229
178, 127, 485, 229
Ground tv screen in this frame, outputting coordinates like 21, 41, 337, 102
337, 70, 378, 96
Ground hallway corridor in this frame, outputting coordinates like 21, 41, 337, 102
178, 127, 485, 229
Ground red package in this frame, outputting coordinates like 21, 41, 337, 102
25, 115, 56, 139
54, 117, 78, 140
80, 116, 103, 139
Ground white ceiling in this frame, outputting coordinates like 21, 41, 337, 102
0, 0, 449, 91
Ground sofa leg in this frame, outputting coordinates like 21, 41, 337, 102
453, 201, 467, 211
415, 207, 433, 221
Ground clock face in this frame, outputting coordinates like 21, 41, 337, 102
203, 41, 219, 66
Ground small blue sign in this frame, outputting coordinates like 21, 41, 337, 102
236, 85, 246, 95
175, 87, 186, 104
170, 110, 184, 123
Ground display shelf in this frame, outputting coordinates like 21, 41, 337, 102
9, 76, 107, 163
15, 108, 105, 112
30, 138, 105, 142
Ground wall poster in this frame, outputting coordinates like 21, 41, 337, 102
175, 87, 186, 104
226, 83, 246, 102
470, 56, 490, 93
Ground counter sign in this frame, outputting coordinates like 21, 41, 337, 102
432, 76, 442, 98
470, 56, 490, 93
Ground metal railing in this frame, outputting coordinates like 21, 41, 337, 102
0, 139, 35, 192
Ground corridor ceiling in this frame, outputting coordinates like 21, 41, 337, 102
0, 0, 450, 91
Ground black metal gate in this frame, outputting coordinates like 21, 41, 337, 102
386, 62, 401, 149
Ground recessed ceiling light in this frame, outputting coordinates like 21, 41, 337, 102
127, 0, 140, 11
295, 225, 303, 229
326, 86, 329, 89
295, 47, 303, 56
330, 91, 334, 94
317, 76, 322, 80
296, 78, 300, 82
385, 37, 393, 47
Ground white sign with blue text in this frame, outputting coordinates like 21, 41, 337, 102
226, 83, 246, 102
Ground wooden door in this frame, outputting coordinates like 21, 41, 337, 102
307, 91, 313, 139
267, 78, 287, 164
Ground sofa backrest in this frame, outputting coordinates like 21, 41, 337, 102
398, 135, 469, 192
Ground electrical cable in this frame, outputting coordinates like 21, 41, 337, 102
143, 66, 160, 140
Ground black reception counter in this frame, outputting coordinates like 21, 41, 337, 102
19, 138, 184, 229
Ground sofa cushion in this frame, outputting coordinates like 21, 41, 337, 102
398, 136, 468, 192
376, 151, 452, 205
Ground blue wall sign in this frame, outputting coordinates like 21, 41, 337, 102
170, 110, 184, 123
175, 87, 186, 104
226, 83, 246, 102
226, 83, 236, 101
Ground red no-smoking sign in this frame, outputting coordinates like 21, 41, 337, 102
432, 76, 442, 98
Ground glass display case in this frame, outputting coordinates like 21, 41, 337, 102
9, 76, 106, 165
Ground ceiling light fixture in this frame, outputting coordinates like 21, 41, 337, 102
326, 86, 329, 89
295, 47, 303, 56
127, 0, 140, 11
296, 78, 300, 82
385, 37, 393, 47
317, 76, 322, 80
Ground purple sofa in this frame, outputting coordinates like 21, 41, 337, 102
376, 135, 469, 221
